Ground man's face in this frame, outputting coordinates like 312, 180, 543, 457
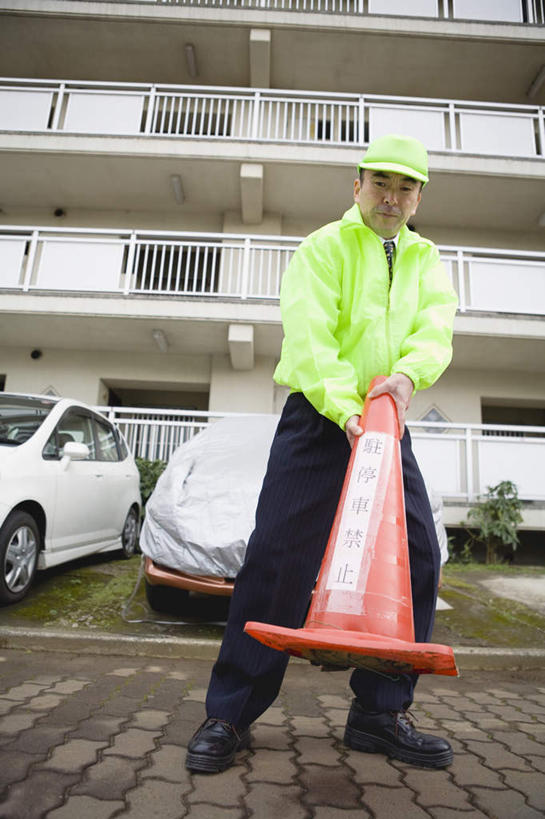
354, 170, 422, 239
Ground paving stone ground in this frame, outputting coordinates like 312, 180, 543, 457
0, 649, 544, 818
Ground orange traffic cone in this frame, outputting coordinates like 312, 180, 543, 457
245, 376, 458, 677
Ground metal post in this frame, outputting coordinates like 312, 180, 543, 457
50, 83, 65, 131
124, 232, 137, 295
143, 86, 157, 135
358, 96, 365, 146
448, 102, 457, 151
457, 249, 466, 311
537, 106, 545, 158
251, 91, 261, 140
23, 230, 39, 291
241, 237, 251, 299
465, 427, 474, 501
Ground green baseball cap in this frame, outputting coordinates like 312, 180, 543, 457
358, 134, 429, 185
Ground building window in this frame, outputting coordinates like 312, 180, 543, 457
481, 402, 545, 438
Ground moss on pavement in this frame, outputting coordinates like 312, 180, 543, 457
1, 555, 544, 649
433, 565, 545, 648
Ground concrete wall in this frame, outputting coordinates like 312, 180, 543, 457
1, 347, 211, 406
3, 343, 544, 423
209, 354, 277, 413
420, 224, 545, 253
2, 346, 278, 413
0, 208, 224, 233
223, 211, 282, 235
409, 367, 545, 425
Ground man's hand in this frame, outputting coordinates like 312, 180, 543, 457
367, 373, 414, 437
345, 415, 363, 448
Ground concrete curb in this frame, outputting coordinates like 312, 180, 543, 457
1, 626, 545, 670
0, 627, 221, 661
452, 645, 545, 670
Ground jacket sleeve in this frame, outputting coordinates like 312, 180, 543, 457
391, 246, 458, 391
276, 235, 363, 429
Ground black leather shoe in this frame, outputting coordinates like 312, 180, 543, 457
344, 699, 453, 769
185, 718, 251, 773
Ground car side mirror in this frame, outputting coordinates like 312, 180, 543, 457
61, 441, 90, 470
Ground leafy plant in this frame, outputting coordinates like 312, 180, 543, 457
448, 536, 473, 565
463, 480, 523, 564
135, 458, 167, 507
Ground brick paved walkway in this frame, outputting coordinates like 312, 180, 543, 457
1, 648, 544, 818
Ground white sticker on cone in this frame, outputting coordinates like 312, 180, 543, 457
326, 431, 390, 592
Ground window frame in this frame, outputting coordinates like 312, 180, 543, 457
42, 407, 100, 461
91, 413, 122, 463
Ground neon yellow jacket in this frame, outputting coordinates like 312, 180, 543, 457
273, 203, 458, 430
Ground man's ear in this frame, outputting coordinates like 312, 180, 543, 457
411, 190, 422, 217
353, 177, 361, 201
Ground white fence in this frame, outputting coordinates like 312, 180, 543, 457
1, 79, 544, 159
409, 421, 545, 503
0, 227, 295, 300
1, 225, 544, 315
98, 405, 545, 502
149, 0, 545, 25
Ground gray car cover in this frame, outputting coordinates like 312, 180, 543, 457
140, 414, 448, 577
140, 415, 280, 577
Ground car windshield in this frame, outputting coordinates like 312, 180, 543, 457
0, 395, 57, 446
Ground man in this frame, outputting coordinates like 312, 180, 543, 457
186, 134, 458, 773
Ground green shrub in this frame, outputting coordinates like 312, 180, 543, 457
447, 533, 472, 565
462, 480, 523, 564
135, 458, 167, 507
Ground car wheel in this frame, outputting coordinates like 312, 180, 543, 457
120, 507, 139, 559
0, 511, 40, 605
145, 579, 189, 614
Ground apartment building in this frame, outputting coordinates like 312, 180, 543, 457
0, 0, 544, 532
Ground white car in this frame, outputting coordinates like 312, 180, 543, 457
0, 393, 141, 605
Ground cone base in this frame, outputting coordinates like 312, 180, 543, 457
244, 622, 458, 677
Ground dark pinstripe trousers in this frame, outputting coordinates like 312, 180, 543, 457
206, 392, 441, 729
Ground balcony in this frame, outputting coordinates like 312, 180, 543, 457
1, 226, 544, 316
1, 3, 543, 114
149, 0, 545, 24
1, 79, 543, 234
98, 406, 545, 512
1, 79, 544, 160
6, 0, 545, 24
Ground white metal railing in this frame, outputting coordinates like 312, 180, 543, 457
409, 420, 545, 503
1, 225, 544, 315
0, 227, 296, 300
108, 407, 214, 459
97, 405, 545, 502
98, 407, 233, 461
151, 0, 545, 25
1, 78, 544, 159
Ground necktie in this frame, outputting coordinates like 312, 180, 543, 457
383, 240, 395, 285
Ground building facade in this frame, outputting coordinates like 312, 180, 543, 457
0, 0, 544, 530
